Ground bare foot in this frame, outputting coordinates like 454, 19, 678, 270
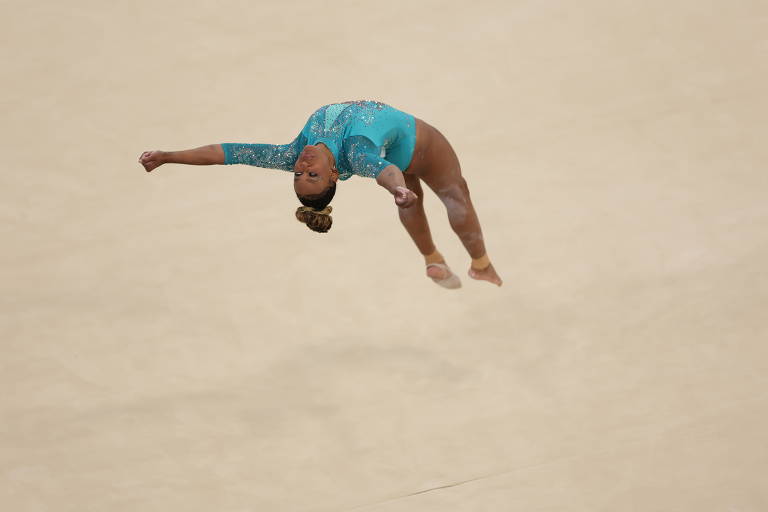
468, 263, 503, 286
426, 262, 462, 289
426, 263, 449, 280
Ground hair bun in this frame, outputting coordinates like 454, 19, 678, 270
295, 205, 333, 233
297, 206, 332, 216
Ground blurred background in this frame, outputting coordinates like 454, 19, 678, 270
2, 1, 767, 510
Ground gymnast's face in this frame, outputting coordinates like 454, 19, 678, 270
293, 144, 339, 196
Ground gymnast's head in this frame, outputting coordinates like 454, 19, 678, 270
293, 144, 338, 233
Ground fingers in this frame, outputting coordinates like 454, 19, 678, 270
139, 151, 156, 162
393, 187, 419, 208
139, 151, 161, 172
139, 152, 157, 172
395, 187, 419, 208
395, 192, 417, 208
395, 186, 415, 198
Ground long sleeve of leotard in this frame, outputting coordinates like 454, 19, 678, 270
344, 135, 398, 178
221, 133, 306, 170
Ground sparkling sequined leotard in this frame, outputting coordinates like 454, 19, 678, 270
220, 100, 417, 180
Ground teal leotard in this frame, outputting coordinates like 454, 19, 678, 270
221, 100, 417, 180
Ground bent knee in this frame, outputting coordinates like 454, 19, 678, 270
436, 181, 469, 205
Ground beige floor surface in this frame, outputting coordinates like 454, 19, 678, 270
2, 1, 767, 511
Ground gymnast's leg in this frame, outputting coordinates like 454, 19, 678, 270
420, 126, 503, 286
398, 173, 459, 284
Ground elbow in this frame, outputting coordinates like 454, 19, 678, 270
375, 170, 391, 187
376, 166, 397, 183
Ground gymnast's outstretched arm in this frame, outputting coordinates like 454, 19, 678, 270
139, 135, 305, 173
139, 144, 224, 172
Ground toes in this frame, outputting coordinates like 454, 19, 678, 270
468, 267, 503, 286
427, 266, 448, 280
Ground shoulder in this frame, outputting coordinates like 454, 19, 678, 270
341, 134, 379, 155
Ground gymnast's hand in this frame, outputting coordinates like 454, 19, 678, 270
139, 150, 166, 172
394, 186, 418, 208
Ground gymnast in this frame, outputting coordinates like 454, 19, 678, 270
139, 100, 502, 288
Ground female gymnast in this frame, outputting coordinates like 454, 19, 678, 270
139, 100, 502, 288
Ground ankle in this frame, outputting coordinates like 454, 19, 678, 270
471, 254, 490, 270
424, 249, 444, 265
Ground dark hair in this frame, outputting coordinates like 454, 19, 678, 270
295, 183, 336, 233
297, 182, 336, 210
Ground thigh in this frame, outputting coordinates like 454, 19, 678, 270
417, 122, 468, 200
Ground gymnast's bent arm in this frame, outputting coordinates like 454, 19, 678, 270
376, 165, 418, 209
345, 137, 418, 209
